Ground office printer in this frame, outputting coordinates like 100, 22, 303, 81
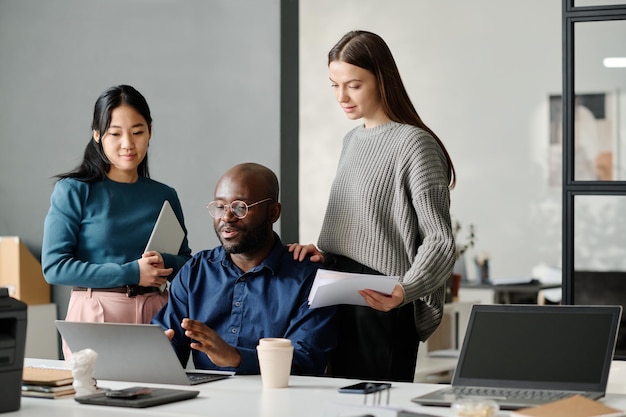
0, 287, 26, 413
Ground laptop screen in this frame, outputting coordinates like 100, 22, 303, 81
454, 305, 621, 392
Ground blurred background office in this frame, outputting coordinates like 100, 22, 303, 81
1, 0, 625, 319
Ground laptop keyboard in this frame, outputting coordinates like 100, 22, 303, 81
186, 372, 230, 384
452, 387, 577, 401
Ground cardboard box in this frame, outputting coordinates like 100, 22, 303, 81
0, 236, 50, 305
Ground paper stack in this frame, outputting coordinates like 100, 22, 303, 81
308, 269, 398, 308
22, 366, 75, 399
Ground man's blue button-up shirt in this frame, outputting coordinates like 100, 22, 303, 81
152, 234, 337, 375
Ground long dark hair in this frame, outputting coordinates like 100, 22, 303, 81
56, 84, 152, 182
329, 30, 456, 188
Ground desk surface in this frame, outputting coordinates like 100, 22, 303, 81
10, 359, 626, 417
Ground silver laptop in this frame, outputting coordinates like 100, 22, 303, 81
55, 321, 234, 385
412, 304, 622, 410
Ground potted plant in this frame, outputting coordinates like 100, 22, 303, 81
446, 220, 476, 302
453, 220, 475, 261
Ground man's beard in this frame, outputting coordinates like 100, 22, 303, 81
216, 221, 271, 255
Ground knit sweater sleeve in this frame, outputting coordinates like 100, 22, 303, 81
401, 184, 455, 300
396, 128, 455, 340
395, 128, 455, 301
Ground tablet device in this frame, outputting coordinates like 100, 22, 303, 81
75, 387, 199, 408
145, 200, 185, 255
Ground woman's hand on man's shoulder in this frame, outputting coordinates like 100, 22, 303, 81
287, 243, 325, 264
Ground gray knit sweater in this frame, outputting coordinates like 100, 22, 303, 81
318, 121, 456, 341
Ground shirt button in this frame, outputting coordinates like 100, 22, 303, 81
231, 328, 238, 334
235, 301, 241, 307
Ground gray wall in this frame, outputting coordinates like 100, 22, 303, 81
0, 0, 289, 316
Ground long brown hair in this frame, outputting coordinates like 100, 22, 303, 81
329, 30, 456, 188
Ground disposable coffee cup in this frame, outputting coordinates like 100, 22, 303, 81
257, 338, 293, 389
258, 338, 292, 348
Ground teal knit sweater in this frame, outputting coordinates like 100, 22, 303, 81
318, 121, 456, 340
42, 177, 192, 288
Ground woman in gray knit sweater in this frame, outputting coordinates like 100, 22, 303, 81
290, 30, 457, 382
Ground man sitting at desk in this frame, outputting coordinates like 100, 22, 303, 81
152, 163, 337, 375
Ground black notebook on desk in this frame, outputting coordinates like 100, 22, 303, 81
412, 304, 622, 410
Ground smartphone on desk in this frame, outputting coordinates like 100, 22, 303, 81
105, 387, 153, 399
338, 382, 391, 394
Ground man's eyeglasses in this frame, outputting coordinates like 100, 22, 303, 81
207, 198, 273, 219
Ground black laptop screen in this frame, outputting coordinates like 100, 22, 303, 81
454, 305, 620, 390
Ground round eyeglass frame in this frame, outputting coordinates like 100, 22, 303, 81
207, 197, 273, 219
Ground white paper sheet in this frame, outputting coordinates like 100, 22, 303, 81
308, 269, 399, 308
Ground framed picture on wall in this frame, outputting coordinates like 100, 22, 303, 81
548, 92, 617, 186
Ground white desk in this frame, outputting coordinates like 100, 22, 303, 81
10, 359, 626, 417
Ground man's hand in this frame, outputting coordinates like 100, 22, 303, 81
181, 318, 241, 368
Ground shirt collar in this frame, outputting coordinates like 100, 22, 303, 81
218, 232, 284, 276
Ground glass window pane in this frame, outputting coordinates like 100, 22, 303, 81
574, 195, 626, 358
574, 195, 626, 270
573, 20, 626, 181
575, 0, 626, 6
